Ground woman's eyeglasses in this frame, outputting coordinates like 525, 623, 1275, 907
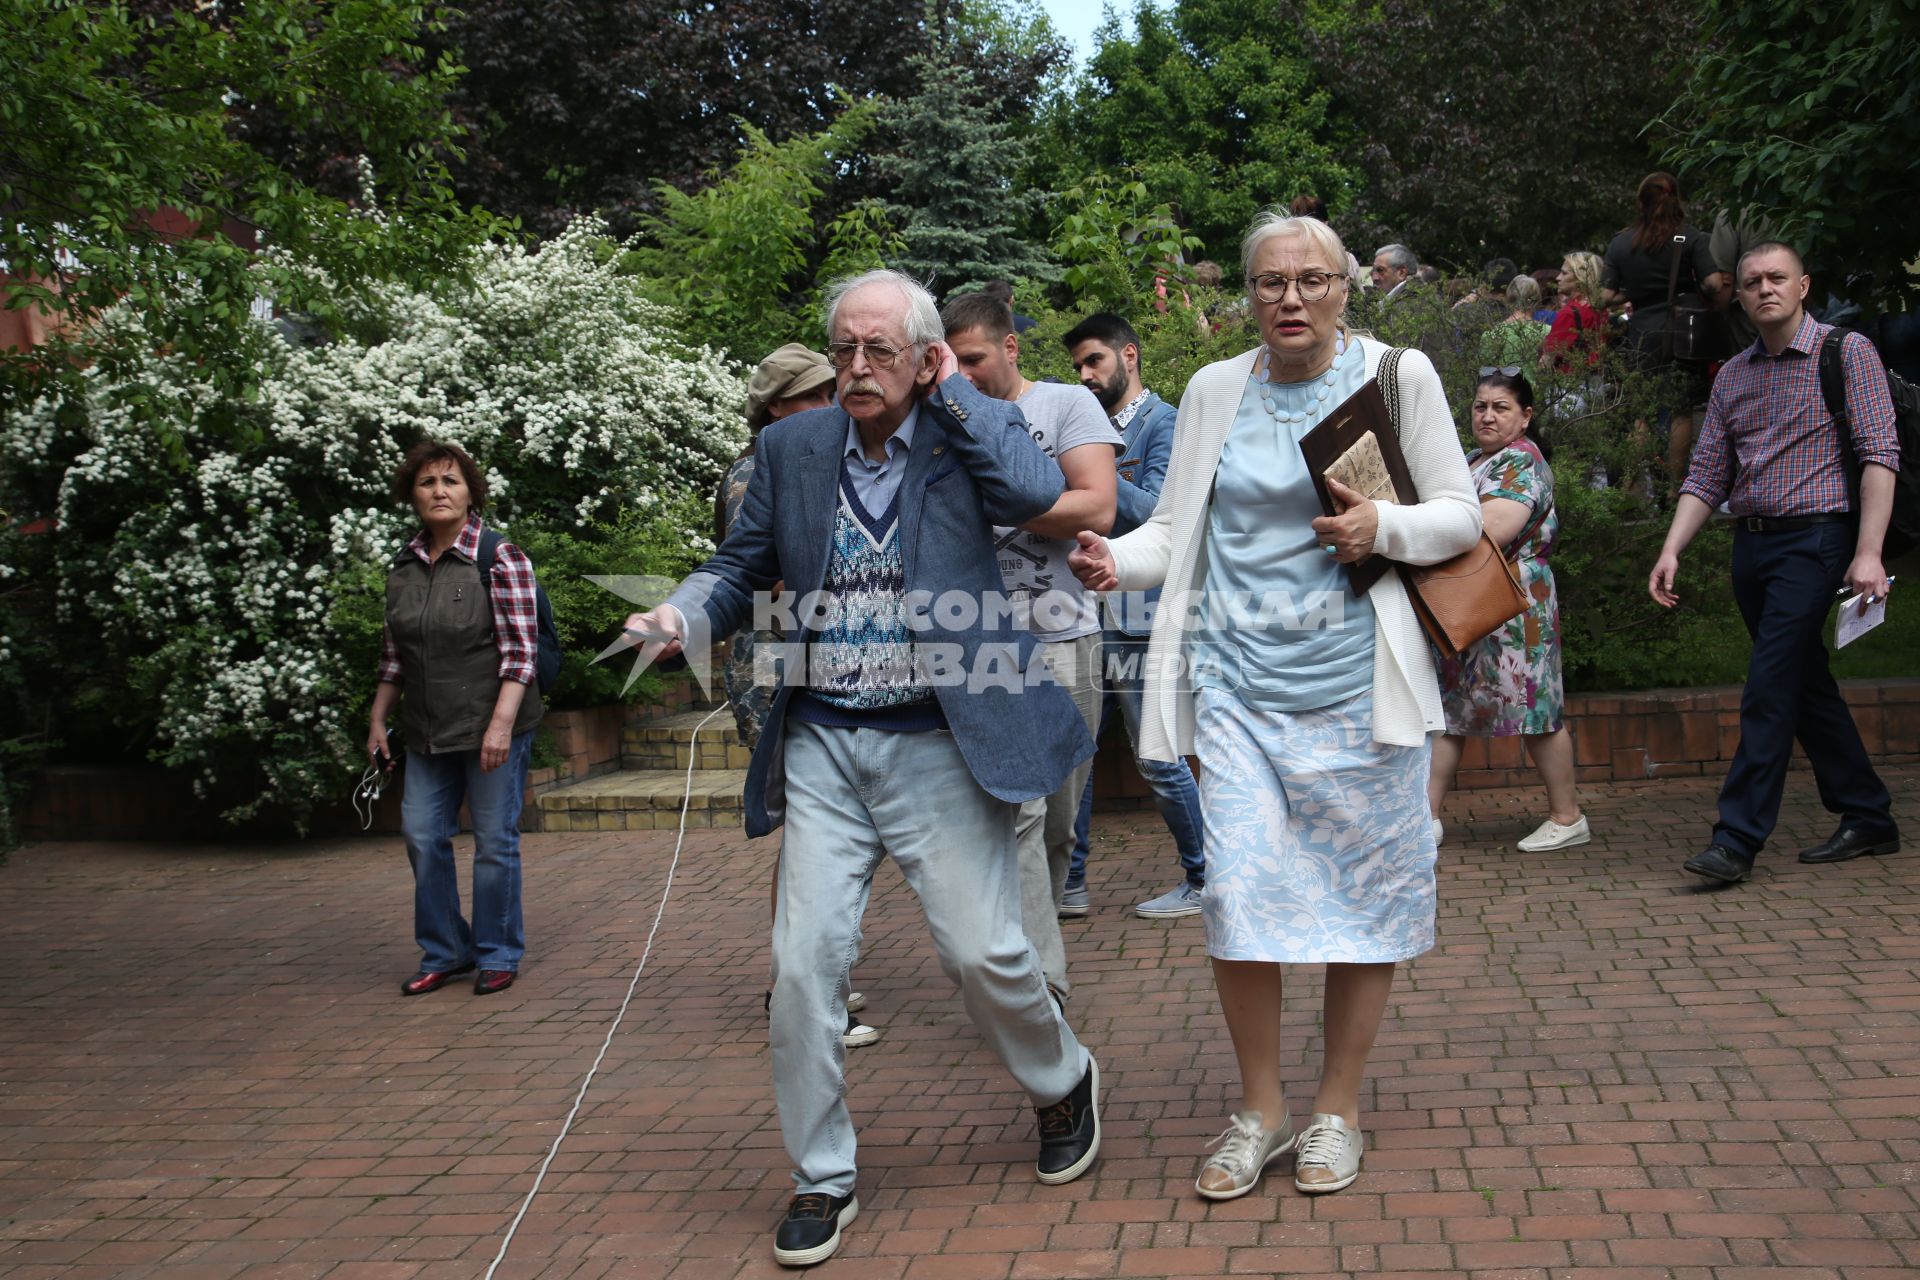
1247, 271, 1339, 304
1478, 365, 1524, 378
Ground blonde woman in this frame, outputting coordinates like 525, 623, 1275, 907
1070, 213, 1480, 1200
1541, 251, 1608, 374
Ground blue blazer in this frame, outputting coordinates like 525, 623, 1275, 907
1106, 390, 1178, 636
666, 374, 1097, 837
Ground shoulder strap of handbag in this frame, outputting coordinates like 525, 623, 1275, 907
1377, 345, 1407, 433
1663, 233, 1687, 359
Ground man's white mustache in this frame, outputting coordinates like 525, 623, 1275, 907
845, 379, 884, 397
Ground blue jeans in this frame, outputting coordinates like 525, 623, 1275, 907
1068, 632, 1206, 890
401, 730, 534, 973
774, 720, 1088, 1197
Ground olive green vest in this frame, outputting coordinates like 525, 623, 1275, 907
385, 550, 543, 754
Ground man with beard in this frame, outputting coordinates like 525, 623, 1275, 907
1061, 313, 1208, 920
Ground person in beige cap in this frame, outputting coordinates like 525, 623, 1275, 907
716, 344, 881, 1050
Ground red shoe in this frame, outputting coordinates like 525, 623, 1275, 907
401, 962, 475, 996
474, 969, 517, 995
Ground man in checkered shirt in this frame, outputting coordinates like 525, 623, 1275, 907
1648, 241, 1902, 884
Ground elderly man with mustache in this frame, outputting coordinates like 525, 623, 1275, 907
624, 269, 1102, 1268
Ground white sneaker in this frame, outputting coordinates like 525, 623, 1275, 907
1195, 1110, 1296, 1200
845, 991, 866, 1014
1293, 1112, 1363, 1193
1430, 817, 1444, 847
843, 1009, 879, 1048
1517, 815, 1591, 852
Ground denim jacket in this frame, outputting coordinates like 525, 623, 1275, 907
1105, 390, 1178, 636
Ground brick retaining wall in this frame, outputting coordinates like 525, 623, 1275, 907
17, 674, 711, 842
1089, 677, 1920, 807
21, 677, 1918, 840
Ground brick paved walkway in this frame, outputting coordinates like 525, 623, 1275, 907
3, 766, 1918, 1280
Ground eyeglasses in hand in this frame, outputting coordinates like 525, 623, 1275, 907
1248, 271, 1339, 304
825, 341, 911, 370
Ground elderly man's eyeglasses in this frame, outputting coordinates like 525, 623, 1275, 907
1248, 271, 1339, 304
825, 341, 912, 370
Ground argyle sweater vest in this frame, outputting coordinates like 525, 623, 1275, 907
795, 464, 935, 720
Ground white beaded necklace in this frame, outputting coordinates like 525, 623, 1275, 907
1256, 338, 1347, 428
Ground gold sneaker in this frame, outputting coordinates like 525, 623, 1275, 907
1293, 1112, 1364, 1193
1195, 1110, 1295, 1200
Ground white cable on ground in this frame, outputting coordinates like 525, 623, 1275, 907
485, 700, 731, 1280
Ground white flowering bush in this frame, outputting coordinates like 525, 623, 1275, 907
0, 219, 745, 826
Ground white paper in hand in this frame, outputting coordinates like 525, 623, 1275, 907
1835, 592, 1888, 649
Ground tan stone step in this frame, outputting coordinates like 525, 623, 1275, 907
622, 708, 753, 771
536, 767, 749, 830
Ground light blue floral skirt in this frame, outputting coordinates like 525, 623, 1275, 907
1194, 686, 1436, 964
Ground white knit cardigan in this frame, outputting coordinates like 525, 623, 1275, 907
1108, 339, 1482, 759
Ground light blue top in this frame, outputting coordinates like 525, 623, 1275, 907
1191, 339, 1377, 712
840, 406, 919, 517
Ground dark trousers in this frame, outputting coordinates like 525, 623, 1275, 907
1712, 522, 1894, 858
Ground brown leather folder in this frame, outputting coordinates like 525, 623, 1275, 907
1298, 378, 1419, 596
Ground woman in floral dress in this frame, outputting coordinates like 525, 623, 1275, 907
1428, 370, 1591, 853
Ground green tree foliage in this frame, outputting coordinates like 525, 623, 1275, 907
629, 103, 904, 361
0, 0, 501, 402
428, 0, 935, 237
1050, 176, 1204, 314
947, 0, 1075, 117
1294, 0, 1699, 271
872, 49, 1057, 296
1, 224, 745, 829
1037, 0, 1357, 262
1660, 0, 1920, 306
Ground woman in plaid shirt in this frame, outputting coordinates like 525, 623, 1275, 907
370, 442, 544, 996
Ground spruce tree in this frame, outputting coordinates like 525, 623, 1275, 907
872, 49, 1056, 298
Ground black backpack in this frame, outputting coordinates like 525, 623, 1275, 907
1818, 327, 1920, 560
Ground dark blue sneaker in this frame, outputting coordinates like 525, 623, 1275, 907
773, 1191, 856, 1267
1035, 1056, 1100, 1184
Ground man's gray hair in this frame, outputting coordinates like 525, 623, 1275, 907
821, 269, 943, 348
1375, 243, 1418, 275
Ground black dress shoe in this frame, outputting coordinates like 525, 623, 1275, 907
772, 1191, 857, 1267
473, 969, 516, 995
1799, 824, 1901, 864
1683, 845, 1753, 884
1035, 1055, 1101, 1185
401, 962, 475, 996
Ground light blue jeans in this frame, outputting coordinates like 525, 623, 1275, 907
1067, 631, 1207, 890
774, 719, 1089, 1197
400, 730, 534, 973
1015, 634, 1102, 996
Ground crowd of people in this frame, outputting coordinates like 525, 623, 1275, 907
363, 187, 1903, 1266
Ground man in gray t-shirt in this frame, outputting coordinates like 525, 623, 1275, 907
942, 291, 1120, 1000
993, 379, 1123, 642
